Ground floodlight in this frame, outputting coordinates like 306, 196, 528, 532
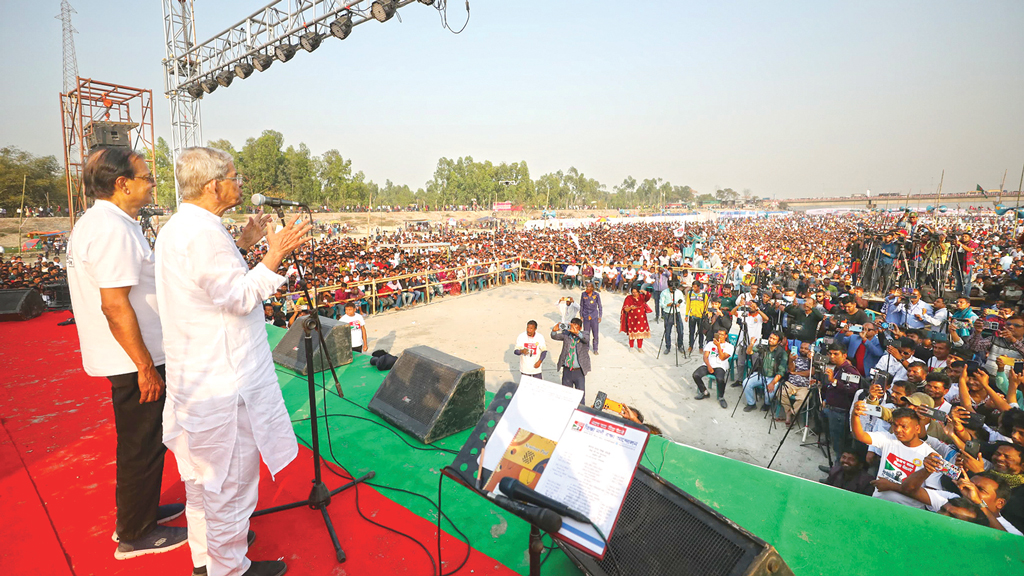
418, 0, 435, 5
252, 53, 274, 72
371, 0, 397, 22
300, 32, 322, 52
185, 83, 203, 99
200, 78, 218, 94
274, 43, 297, 62
329, 14, 353, 39
216, 71, 234, 88
234, 61, 255, 79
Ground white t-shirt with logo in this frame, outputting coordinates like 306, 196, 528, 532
338, 313, 366, 347
516, 331, 547, 375
867, 431, 936, 508
66, 200, 165, 377
703, 341, 734, 371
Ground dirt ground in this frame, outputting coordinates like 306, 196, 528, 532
361, 281, 828, 482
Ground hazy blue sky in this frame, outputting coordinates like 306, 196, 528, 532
2, 1, 1022, 199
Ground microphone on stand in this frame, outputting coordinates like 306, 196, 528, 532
489, 494, 562, 534
499, 477, 591, 524
251, 193, 305, 207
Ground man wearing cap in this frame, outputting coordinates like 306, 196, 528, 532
579, 281, 603, 355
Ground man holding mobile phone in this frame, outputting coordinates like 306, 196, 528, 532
852, 402, 937, 508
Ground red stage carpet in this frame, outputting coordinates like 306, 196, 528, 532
0, 311, 516, 576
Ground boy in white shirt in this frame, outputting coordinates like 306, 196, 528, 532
851, 402, 937, 508
338, 302, 368, 353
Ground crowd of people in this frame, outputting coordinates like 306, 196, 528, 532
16, 163, 1024, 550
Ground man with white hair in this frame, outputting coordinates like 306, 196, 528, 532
155, 146, 311, 576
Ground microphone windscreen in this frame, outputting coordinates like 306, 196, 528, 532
251, 193, 266, 206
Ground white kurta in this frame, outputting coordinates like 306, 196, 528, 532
155, 203, 297, 494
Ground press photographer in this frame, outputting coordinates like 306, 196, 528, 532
821, 343, 863, 462
739, 331, 789, 413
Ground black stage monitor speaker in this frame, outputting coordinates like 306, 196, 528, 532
558, 466, 793, 576
271, 315, 353, 375
85, 121, 138, 150
367, 345, 485, 444
0, 289, 45, 322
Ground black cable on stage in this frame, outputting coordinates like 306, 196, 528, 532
311, 366, 471, 575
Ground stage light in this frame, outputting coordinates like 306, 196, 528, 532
329, 14, 353, 39
371, 0, 396, 22
252, 53, 274, 72
216, 71, 234, 88
185, 83, 203, 99
274, 43, 297, 62
200, 78, 218, 94
234, 61, 254, 79
300, 32, 322, 52
418, 0, 435, 5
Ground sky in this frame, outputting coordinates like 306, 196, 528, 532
1, 0, 1022, 199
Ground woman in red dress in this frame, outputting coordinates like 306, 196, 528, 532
620, 285, 652, 351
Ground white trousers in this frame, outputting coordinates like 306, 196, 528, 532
183, 398, 260, 576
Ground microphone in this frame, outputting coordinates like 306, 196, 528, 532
499, 477, 590, 524
251, 193, 304, 207
489, 494, 562, 534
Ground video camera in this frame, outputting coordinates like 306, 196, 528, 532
138, 206, 165, 218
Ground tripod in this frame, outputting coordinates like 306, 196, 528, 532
767, 379, 831, 469
250, 316, 375, 562
251, 209, 375, 563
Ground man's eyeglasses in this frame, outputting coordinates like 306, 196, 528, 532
220, 174, 244, 185
131, 174, 156, 185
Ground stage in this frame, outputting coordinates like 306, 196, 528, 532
1, 312, 1020, 575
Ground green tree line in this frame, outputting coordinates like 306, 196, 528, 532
2, 131, 749, 212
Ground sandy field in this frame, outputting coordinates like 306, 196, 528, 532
361, 281, 828, 482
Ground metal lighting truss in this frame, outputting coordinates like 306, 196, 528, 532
161, 0, 419, 204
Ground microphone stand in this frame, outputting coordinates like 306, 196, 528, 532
251, 204, 374, 564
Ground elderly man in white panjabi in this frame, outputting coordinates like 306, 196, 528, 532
155, 146, 311, 576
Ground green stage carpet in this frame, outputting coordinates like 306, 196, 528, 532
268, 326, 1022, 576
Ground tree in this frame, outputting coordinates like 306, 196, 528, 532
696, 193, 717, 206
316, 149, 356, 209
153, 137, 175, 207
237, 130, 286, 204
0, 147, 63, 213
281, 143, 320, 207
715, 188, 740, 204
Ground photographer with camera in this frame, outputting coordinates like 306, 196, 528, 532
557, 296, 579, 325
876, 233, 898, 293
740, 331, 789, 413
781, 297, 824, 348
660, 280, 687, 354
730, 298, 769, 386
821, 343, 863, 462
949, 296, 979, 338
550, 319, 591, 398
953, 232, 979, 297
834, 322, 885, 377
700, 297, 732, 353
874, 337, 921, 384
778, 341, 813, 426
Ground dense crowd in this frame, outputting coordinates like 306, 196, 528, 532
258, 209, 1024, 537
9, 200, 1024, 536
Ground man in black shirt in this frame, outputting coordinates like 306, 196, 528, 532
782, 297, 824, 344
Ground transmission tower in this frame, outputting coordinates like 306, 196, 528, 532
57, 0, 79, 93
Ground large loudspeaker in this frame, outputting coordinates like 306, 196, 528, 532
84, 121, 138, 150
0, 289, 46, 322
558, 466, 793, 576
367, 346, 485, 444
271, 315, 353, 375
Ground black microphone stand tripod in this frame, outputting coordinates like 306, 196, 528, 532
251, 205, 374, 563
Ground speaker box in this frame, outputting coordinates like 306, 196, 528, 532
558, 466, 793, 576
0, 289, 46, 322
42, 283, 72, 310
367, 345, 485, 444
271, 315, 353, 375
84, 121, 138, 150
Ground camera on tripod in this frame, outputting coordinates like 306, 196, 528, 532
138, 206, 165, 218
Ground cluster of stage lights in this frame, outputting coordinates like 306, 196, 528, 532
185, 0, 432, 98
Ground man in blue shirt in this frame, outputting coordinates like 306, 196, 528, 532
579, 282, 603, 355
877, 232, 897, 293
652, 266, 672, 322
